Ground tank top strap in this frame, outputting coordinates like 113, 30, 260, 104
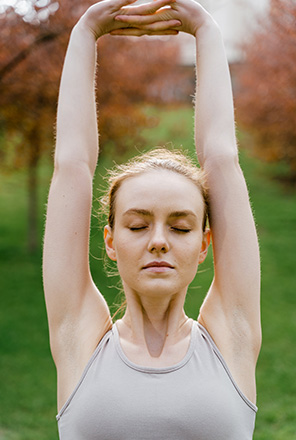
196, 321, 258, 412
56, 328, 113, 421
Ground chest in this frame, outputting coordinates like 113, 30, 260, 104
119, 333, 191, 368
58, 346, 255, 440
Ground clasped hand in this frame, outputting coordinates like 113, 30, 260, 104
79, 0, 210, 39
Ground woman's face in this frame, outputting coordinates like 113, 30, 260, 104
104, 170, 210, 300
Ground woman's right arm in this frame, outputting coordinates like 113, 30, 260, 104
43, 16, 113, 408
43, 0, 179, 409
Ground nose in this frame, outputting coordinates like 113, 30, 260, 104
148, 224, 169, 254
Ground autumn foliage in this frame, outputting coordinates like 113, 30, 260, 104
96, 35, 190, 154
0, 1, 187, 164
0, 0, 189, 250
235, 0, 296, 179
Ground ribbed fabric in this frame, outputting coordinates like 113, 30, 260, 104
57, 321, 257, 440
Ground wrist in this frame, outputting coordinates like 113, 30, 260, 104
194, 16, 220, 39
74, 13, 102, 41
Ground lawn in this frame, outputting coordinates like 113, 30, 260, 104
0, 105, 295, 439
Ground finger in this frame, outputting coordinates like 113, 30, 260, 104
110, 28, 179, 36
139, 19, 181, 31
121, 0, 175, 15
115, 11, 178, 25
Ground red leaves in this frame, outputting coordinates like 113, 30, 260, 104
96, 34, 189, 154
0, 0, 186, 168
235, 0, 296, 175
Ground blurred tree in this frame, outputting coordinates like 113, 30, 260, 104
0, 3, 65, 252
0, 0, 188, 252
235, 0, 296, 182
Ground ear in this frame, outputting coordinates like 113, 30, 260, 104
104, 225, 117, 261
198, 228, 211, 264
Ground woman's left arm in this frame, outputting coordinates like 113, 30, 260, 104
192, 16, 261, 357
194, 19, 261, 407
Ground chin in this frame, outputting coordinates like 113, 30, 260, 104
127, 279, 188, 299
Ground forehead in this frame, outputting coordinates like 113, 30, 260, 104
115, 170, 205, 217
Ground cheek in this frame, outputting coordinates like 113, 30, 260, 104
113, 233, 142, 275
184, 249, 200, 270
182, 245, 202, 285
114, 241, 130, 269
180, 235, 203, 267
115, 246, 132, 282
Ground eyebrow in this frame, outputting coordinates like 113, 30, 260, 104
123, 209, 153, 217
169, 210, 197, 219
123, 209, 197, 219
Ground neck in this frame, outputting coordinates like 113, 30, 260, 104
121, 286, 189, 357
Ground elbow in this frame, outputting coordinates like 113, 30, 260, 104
52, 158, 95, 184
54, 153, 95, 177
203, 150, 240, 172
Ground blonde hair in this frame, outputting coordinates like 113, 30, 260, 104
100, 148, 209, 231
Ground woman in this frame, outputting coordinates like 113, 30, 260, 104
43, 0, 261, 438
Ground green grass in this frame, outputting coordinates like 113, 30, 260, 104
0, 105, 296, 439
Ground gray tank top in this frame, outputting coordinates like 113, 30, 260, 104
57, 321, 257, 439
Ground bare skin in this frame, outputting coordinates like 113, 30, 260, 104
43, 0, 261, 412
105, 170, 210, 366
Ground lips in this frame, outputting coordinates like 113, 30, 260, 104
143, 261, 174, 269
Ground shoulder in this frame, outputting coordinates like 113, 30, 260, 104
197, 314, 260, 406
56, 323, 113, 412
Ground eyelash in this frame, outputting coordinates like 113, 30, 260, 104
129, 227, 191, 233
171, 227, 191, 233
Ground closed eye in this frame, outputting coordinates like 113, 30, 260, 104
129, 226, 148, 231
171, 227, 191, 233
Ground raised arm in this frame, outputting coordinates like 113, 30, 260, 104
191, 9, 261, 348
43, 5, 112, 410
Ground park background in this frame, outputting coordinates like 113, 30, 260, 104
0, 0, 296, 439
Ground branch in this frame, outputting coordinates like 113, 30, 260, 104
0, 31, 63, 81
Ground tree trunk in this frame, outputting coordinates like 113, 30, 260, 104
27, 129, 40, 254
